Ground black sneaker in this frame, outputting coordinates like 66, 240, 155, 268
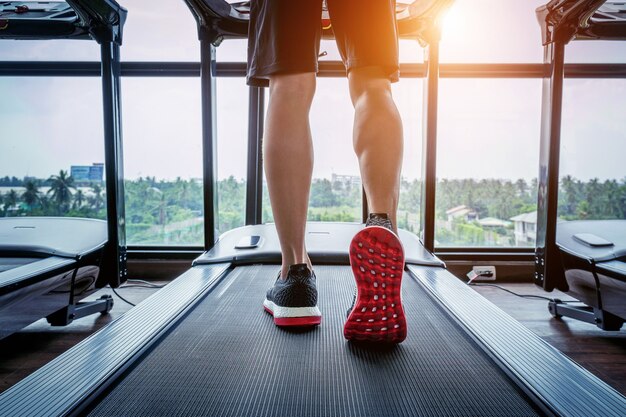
344, 213, 407, 343
263, 263, 322, 327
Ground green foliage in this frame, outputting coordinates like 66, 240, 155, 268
2, 173, 625, 247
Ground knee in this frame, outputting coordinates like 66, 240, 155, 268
348, 67, 392, 108
269, 73, 316, 107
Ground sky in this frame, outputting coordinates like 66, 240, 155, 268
1, 0, 625, 182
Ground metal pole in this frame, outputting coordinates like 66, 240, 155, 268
100, 40, 127, 287
201, 41, 219, 249
246, 86, 264, 225
535, 41, 566, 291
256, 87, 265, 223
362, 188, 369, 223
420, 37, 440, 252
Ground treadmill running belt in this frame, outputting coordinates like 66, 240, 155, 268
86, 265, 542, 417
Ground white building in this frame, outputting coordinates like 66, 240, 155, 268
510, 211, 537, 246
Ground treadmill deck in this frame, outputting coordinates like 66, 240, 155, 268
85, 265, 541, 417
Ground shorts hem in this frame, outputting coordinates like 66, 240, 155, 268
247, 61, 319, 87
345, 59, 401, 83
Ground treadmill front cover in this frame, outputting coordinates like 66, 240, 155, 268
556, 220, 626, 263
0, 217, 107, 258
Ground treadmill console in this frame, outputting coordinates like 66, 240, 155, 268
573, 233, 614, 247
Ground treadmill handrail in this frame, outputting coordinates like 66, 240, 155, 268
0, 0, 127, 44
537, 0, 626, 44
182, 0, 455, 45
0, 256, 75, 292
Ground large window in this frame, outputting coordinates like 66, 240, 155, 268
0, 77, 105, 220
435, 79, 542, 247
262, 78, 364, 224
116, 0, 199, 61
2, 0, 624, 252
122, 77, 203, 246
559, 79, 626, 221
440, 0, 545, 63
260, 77, 424, 230
216, 78, 249, 237
395, 79, 423, 234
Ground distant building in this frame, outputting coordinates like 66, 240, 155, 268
332, 173, 361, 187
446, 205, 478, 223
71, 163, 104, 182
510, 211, 537, 246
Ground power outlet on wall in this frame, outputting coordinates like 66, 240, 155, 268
472, 265, 496, 281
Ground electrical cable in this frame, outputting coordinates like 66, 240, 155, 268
467, 281, 580, 303
124, 279, 166, 288
109, 285, 136, 307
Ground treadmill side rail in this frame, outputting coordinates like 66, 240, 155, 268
409, 265, 626, 417
0, 263, 230, 417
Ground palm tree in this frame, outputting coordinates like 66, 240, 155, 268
90, 184, 105, 211
73, 189, 86, 210
3, 189, 18, 216
47, 170, 75, 214
22, 181, 41, 212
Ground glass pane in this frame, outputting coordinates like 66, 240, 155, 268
440, 0, 545, 63
395, 79, 423, 234
0, 77, 104, 219
559, 79, 626, 220
435, 79, 542, 247
122, 77, 203, 245
566, 42, 626, 63
119, 0, 199, 61
261, 78, 422, 230
262, 78, 363, 224
216, 78, 248, 236
0, 38, 100, 61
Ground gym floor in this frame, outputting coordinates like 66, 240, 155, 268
1, 277, 625, 396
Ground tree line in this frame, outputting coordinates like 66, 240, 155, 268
2, 171, 625, 245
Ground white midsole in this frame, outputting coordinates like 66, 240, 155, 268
263, 299, 321, 318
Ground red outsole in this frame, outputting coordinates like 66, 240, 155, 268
344, 226, 407, 343
264, 306, 321, 327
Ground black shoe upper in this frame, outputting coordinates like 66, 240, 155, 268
266, 263, 318, 308
366, 212, 394, 231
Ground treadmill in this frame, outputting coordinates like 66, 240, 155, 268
0, 1, 129, 338
534, 0, 626, 330
1, 1, 625, 416
0, 217, 111, 339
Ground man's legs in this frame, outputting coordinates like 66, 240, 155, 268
349, 67, 403, 233
264, 73, 316, 278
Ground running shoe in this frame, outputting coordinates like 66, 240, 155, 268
344, 213, 407, 343
263, 263, 322, 327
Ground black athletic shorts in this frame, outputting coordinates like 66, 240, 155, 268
247, 0, 399, 87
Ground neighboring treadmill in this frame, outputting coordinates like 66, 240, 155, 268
534, 0, 626, 330
0, 218, 112, 339
0, 1, 129, 338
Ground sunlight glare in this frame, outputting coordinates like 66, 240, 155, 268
439, 5, 464, 41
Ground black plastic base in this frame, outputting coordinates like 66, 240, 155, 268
549, 300, 624, 331
46, 295, 114, 326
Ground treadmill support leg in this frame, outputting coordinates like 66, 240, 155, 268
47, 295, 114, 326
100, 39, 128, 287
535, 41, 567, 291
549, 300, 623, 331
